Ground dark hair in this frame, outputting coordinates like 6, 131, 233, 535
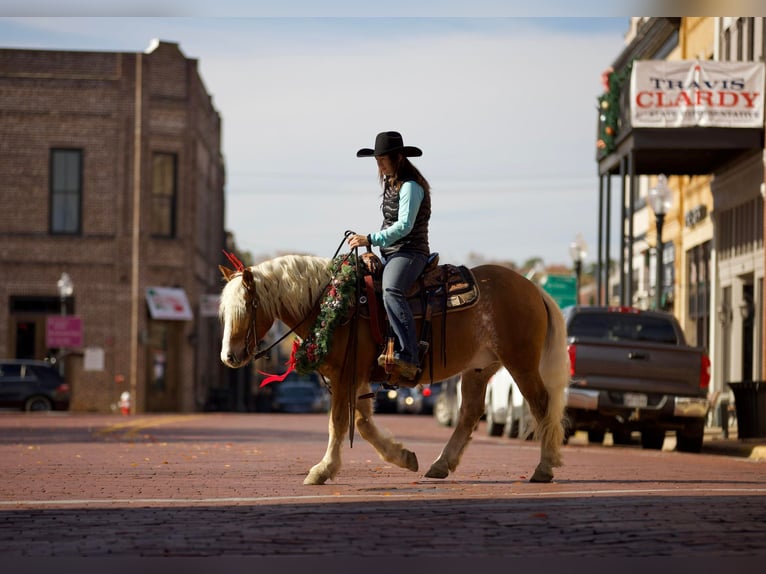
378, 153, 430, 195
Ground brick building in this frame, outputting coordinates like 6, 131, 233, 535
0, 40, 228, 412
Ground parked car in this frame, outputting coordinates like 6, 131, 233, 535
396, 387, 424, 414
484, 367, 532, 438
270, 372, 330, 413
419, 381, 442, 415
0, 359, 71, 412
372, 384, 422, 414
433, 375, 461, 426
373, 384, 399, 413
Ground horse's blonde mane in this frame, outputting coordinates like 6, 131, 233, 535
219, 254, 332, 322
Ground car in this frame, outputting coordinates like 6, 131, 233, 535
484, 367, 532, 438
419, 381, 442, 415
433, 375, 461, 426
0, 359, 71, 412
270, 373, 330, 413
395, 387, 424, 414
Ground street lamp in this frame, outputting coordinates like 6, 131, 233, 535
569, 233, 588, 307
57, 272, 73, 316
648, 174, 673, 310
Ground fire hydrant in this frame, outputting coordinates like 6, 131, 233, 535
118, 391, 131, 415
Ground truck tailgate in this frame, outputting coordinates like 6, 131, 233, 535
573, 340, 703, 396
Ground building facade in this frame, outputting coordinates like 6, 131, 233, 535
595, 17, 765, 419
0, 40, 228, 412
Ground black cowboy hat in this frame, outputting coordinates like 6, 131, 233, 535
356, 131, 423, 158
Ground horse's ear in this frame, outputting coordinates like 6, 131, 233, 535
219, 265, 236, 281
242, 267, 256, 291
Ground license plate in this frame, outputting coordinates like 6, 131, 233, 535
624, 393, 648, 408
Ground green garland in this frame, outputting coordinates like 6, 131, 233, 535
294, 254, 358, 373
597, 60, 633, 155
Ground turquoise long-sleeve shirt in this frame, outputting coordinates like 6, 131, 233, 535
368, 181, 424, 248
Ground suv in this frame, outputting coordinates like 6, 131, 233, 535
0, 359, 71, 412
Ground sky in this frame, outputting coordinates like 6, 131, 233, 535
1, 12, 635, 268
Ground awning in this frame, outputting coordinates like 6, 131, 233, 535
145, 287, 193, 321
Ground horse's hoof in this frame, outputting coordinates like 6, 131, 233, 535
403, 450, 419, 472
529, 468, 553, 483
304, 467, 330, 485
424, 463, 449, 479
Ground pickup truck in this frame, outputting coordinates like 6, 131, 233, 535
563, 306, 711, 453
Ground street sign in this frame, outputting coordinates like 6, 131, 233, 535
46, 316, 83, 348
541, 274, 576, 308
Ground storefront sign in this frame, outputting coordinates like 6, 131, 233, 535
145, 287, 193, 321
630, 60, 764, 128
685, 205, 708, 228
46, 316, 83, 348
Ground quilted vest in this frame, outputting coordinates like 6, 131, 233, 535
380, 179, 431, 258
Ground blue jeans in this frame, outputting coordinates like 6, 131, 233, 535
381, 251, 427, 364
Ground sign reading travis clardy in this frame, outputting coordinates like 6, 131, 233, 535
630, 60, 764, 128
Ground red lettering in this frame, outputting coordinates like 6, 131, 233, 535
635, 92, 654, 107
696, 91, 714, 106
740, 91, 760, 108
673, 91, 693, 107
718, 92, 738, 106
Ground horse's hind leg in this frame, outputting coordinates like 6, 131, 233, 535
355, 384, 418, 472
425, 368, 492, 479
513, 368, 565, 484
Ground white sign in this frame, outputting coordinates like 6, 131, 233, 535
145, 287, 193, 321
199, 294, 221, 318
630, 60, 765, 128
84, 347, 105, 371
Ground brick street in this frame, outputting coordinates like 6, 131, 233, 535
0, 412, 764, 559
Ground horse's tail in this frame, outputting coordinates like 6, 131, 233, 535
536, 287, 571, 467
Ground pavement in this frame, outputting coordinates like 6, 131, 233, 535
697, 426, 766, 460
566, 425, 766, 460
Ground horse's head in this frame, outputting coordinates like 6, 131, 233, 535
218, 264, 270, 368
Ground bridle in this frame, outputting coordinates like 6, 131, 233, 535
222, 250, 264, 363
241, 279, 261, 361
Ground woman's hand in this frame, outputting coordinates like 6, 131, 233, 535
347, 234, 370, 249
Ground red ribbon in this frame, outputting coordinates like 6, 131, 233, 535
222, 249, 245, 272
257, 339, 299, 387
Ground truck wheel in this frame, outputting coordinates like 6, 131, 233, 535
612, 429, 633, 445
587, 429, 606, 444
641, 430, 665, 450
676, 423, 704, 453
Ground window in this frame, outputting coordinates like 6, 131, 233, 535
50, 149, 82, 234
151, 153, 177, 237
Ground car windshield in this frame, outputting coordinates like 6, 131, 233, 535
569, 313, 678, 344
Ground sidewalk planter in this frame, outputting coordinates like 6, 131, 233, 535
727, 381, 766, 439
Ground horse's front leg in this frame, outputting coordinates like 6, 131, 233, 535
354, 384, 418, 472
304, 387, 349, 485
426, 369, 490, 479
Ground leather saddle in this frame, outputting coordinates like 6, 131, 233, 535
357, 251, 480, 344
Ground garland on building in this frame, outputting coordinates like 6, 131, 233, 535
597, 61, 634, 154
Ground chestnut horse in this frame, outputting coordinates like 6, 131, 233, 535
218, 254, 569, 485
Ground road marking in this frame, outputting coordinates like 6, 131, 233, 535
3, 487, 766, 507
